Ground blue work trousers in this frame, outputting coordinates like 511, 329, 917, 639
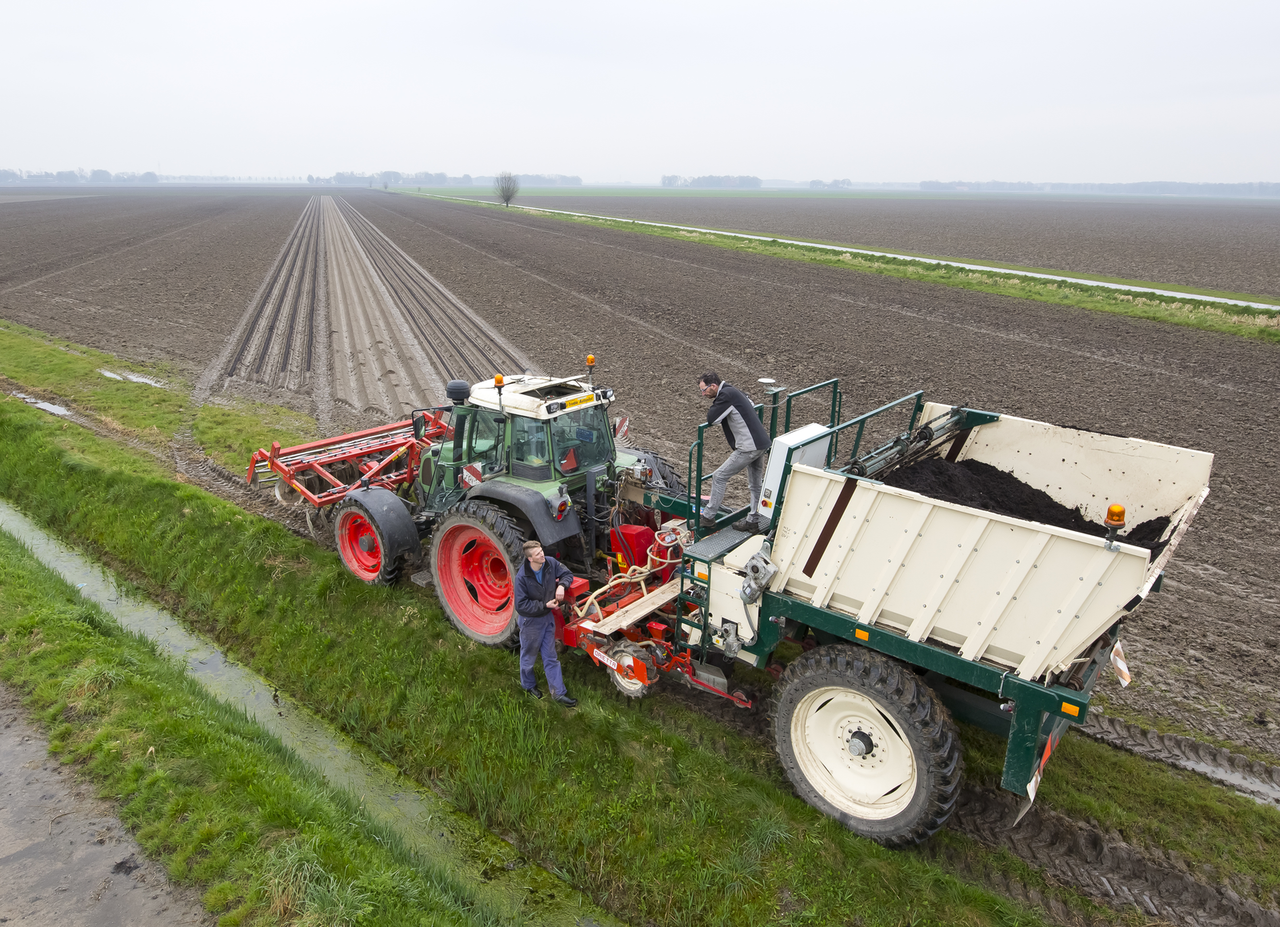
517, 611, 566, 697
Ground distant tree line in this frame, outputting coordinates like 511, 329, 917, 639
810, 179, 853, 190
0, 168, 159, 184
308, 171, 582, 187
662, 175, 762, 189
921, 180, 1280, 198
0, 169, 312, 184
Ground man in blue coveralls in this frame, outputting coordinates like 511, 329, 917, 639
514, 540, 578, 706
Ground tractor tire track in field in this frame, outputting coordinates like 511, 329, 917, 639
201, 195, 533, 427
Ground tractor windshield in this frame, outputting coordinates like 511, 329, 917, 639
550, 405, 612, 475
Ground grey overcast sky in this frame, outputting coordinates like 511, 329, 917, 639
4, 0, 1277, 183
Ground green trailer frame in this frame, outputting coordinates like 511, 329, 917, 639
649, 378, 1120, 802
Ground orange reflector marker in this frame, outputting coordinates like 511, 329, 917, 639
1104, 504, 1126, 528
1061, 702, 1080, 717
855, 628, 870, 641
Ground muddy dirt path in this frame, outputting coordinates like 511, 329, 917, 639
0, 683, 214, 927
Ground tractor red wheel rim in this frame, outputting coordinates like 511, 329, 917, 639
435, 524, 514, 636
337, 510, 382, 581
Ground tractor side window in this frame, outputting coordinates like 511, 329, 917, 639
551, 406, 613, 475
467, 412, 506, 474
510, 416, 552, 481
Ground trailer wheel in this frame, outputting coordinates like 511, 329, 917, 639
610, 642, 658, 698
771, 644, 962, 847
334, 499, 403, 585
430, 500, 525, 647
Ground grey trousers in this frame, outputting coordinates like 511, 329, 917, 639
704, 447, 767, 516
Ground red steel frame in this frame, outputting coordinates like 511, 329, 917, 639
246, 411, 451, 508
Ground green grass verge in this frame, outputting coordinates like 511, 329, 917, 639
0, 528, 516, 927
3, 327, 1277, 922
0, 363, 1051, 926
404, 193, 1280, 340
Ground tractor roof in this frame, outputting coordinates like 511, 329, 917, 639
468, 375, 613, 420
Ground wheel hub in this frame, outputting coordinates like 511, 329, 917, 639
846, 729, 875, 757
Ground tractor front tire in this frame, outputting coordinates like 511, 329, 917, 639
430, 500, 525, 647
334, 498, 404, 585
632, 446, 687, 495
771, 644, 962, 847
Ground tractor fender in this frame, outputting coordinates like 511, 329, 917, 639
345, 487, 422, 560
465, 481, 582, 546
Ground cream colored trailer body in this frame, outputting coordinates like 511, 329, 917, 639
764, 407, 1212, 680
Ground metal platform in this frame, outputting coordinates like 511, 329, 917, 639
684, 526, 753, 562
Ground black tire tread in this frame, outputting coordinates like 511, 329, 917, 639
770, 643, 963, 848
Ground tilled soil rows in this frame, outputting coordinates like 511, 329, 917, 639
490, 192, 1280, 299
4, 188, 1280, 923
4, 190, 1276, 757
354, 192, 1280, 762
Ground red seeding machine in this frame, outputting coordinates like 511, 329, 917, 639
250, 362, 1212, 845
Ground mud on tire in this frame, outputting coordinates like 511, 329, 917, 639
429, 499, 526, 648
630, 446, 687, 495
770, 644, 962, 847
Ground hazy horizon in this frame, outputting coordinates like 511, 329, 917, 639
5, 0, 1276, 185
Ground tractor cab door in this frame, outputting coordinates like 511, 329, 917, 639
424, 406, 508, 510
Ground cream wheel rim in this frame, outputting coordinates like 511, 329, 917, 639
791, 685, 917, 820
612, 651, 646, 694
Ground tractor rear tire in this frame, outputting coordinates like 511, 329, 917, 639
430, 500, 526, 648
334, 498, 405, 586
632, 447, 687, 495
771, 644, 962, 847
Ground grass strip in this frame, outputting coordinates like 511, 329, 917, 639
0, 387, 1047, 926
4, 329, 1278, 920
0, 527, 517, 927
405, 193, 1280, 342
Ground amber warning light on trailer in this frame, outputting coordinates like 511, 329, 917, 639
586, 354, 596, 367
1103, 503, 1126, 551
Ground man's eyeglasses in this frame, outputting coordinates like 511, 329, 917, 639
699, 384, 713, 393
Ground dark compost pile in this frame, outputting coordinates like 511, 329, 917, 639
881, 458, 1170, 556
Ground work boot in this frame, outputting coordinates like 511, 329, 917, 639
742, 516, 762, 534
699, 515, 718, 530
552, 692, 578, 707
524, 686, 544, 700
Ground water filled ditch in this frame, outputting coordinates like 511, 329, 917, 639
0, 498, 617, 927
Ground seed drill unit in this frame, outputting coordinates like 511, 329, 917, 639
249, 365, 1212, 846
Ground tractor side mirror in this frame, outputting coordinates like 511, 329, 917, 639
412, 410, 426, 441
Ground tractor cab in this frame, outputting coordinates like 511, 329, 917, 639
414, 374, 620, 519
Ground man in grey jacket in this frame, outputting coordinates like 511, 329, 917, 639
698, 370, 770, 533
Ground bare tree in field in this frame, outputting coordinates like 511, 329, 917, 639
494, 171, 520, 206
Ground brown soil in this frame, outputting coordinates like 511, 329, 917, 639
881, 456, 1172, 554
2, 189, 1277, 761
496, 192, 1280, 299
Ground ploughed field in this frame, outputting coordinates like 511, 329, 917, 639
3, 188, 1278, 766
487, 191, 1280, 299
